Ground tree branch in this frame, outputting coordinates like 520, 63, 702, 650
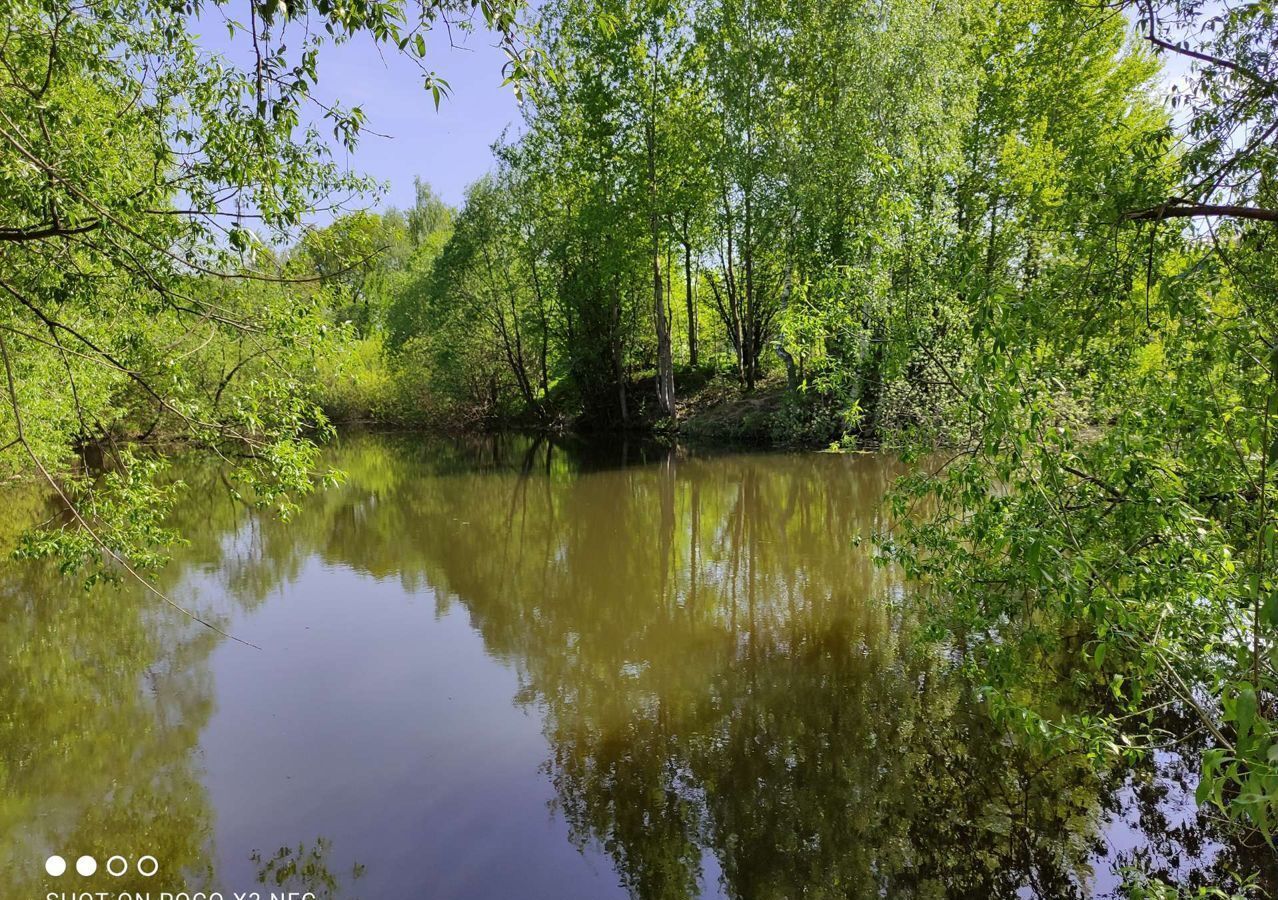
0, 220, 100, 241
1125, 203, 1278, 224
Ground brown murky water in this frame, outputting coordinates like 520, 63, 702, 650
0, 434, 1257, 899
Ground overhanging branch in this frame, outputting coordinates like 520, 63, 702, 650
0, 220, 99, 241
1125, 203, 1278, 224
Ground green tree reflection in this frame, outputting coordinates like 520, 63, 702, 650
0, 538, 218, 895
0, 470, 359, 898
255, 435, 1108, 897
3, 435, 1271, 898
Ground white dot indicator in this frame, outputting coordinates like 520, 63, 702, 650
106, 856, 128, 877
45, 855, 66, 877
76, 856, 97, 876
137, 856, 158, 877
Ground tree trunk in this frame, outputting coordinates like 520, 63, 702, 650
774, 271, 797, 390
653, 234, 675, 418
742, 187, 756, 391
611, 284, 628, 425
683, 216, 698, 368
648, 54, 675, 420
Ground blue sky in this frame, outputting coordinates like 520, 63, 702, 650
196, 15, 524, 216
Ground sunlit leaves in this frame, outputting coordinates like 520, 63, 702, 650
0, 0, 525, 581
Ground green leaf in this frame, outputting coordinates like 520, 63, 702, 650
1233, 686, 1258, 738
1263, 590, 1278, 627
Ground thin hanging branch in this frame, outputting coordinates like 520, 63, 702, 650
0, 329, 261, 650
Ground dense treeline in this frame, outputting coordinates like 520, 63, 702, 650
5, 0, 1278, 888
315, 0, 1170, 444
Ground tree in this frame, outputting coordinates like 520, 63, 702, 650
889, 0, 1278, 847
390, 170, 555, 421
693, 0, 789, 391
0, 0, 523, 579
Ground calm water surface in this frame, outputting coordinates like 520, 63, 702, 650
0, 435, 1257, 898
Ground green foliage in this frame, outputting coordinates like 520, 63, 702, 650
1122, 870, 1261, 900
381, 0, 1170, 447
0, 0, 518, 577
879, 0, 1278, 859
6, 0, 1278, 878
13, 452, 184, 585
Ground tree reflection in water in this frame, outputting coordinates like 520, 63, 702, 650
0, 433, 1272, 898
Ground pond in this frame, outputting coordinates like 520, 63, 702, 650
0, 434, 1262, 899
